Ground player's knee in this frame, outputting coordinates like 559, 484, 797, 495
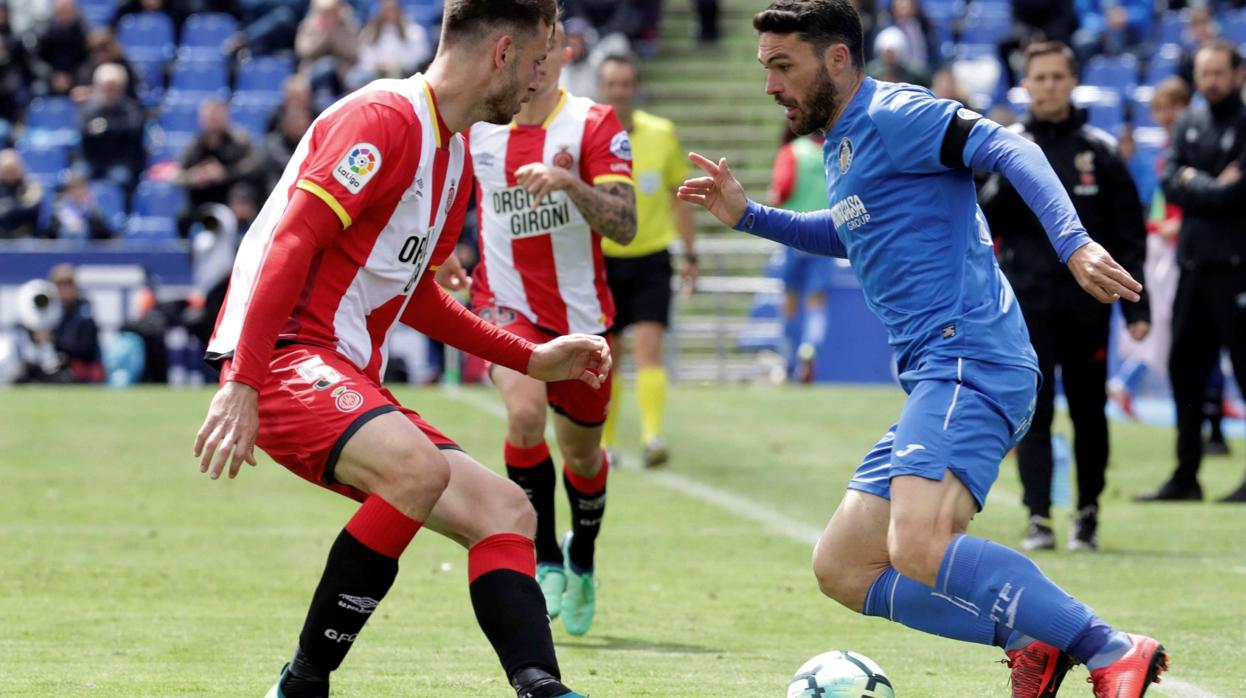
499, 480, 538, 538
562, 445, 603, 477
508, 403, 547, 442
811, 542, 869, 611
886, 528, 944, 588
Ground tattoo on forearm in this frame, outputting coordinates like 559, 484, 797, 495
566, 180, 637, 244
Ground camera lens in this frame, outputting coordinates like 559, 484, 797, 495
33, 293, 50, 309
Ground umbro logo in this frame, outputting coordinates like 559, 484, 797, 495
895, 444, 927, 458
338, 594, 379, 614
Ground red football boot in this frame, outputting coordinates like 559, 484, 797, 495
1087, 633, 1169, 698
1003, 639, 1075, 698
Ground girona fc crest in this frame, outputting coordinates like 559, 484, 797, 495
553, 146, 574, 170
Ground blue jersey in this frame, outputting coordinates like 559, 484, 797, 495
821, 78, 1037, 375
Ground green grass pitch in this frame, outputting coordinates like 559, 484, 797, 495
2, 385, 1243, 696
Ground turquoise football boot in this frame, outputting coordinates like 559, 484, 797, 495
537, 561, 567, 618
560, 533, 596, 637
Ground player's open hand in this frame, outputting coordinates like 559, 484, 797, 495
193, 380, 260, 481
677, 153, 748, 227
1067, 242, 1143, 304
515, 162, 574, 207
527, 334, 612, 389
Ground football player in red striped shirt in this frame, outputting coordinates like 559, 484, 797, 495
193, 3, 600, 697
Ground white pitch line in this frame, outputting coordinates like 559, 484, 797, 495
442, 386, 1223, 698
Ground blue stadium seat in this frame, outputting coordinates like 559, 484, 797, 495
960, 14, 1011, 45
150, 131, 197, 163
1145, 46, 1180, 86
24, 98, 80, 148
133, 180, 186, 219
16, 142, 70, 177
1082, 54, 1139, 95
169, 58, 230, 98
80, 0, 116, 28
230, 96, 280, 140
1158, 13, 1188, 45
1223, 12, 1246, 45
125, 216, 179, 239
179, 12, 239, 60
1084, 94, 1125, 133
90, 180, 127, 234
159, 96, 201, 136
117, 12, 176, 61
236, 55, 295, 94
1131, 89, 1157, 128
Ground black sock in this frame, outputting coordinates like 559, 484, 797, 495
505, 441, 561, 565
294, 530, 399, 677
563, 459, 607, 572
470, 568, 560, 682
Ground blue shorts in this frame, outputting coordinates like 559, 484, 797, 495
848, 357, 1039, 510
781, 248, 835, 297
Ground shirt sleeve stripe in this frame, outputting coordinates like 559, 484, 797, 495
593, 174, 634, 186
297, 179, 353, 229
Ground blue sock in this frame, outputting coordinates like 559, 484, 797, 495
863, 567, 998, 646
1069, 619, 1131, 669
936, 534, 1111, 652
783, 313, 801, 371
800, 305, 827, 350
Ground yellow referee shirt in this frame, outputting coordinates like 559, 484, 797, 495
601, 109, 689, 258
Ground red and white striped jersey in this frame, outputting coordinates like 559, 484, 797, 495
469, 89, 633, 335
207, 76, 471, 383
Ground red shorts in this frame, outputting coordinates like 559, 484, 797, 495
248, 344, 460, 502
472, 303, 613, 426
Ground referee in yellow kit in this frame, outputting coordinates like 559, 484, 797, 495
596, 53, 698, 467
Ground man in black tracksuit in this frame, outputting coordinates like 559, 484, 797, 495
980, 42, 1150, 551
1139, 39, 1246, 503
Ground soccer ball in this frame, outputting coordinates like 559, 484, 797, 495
786, 650, 896, 698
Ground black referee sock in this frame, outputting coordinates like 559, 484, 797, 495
563, 454, 608, 573
504, 440, 562, 565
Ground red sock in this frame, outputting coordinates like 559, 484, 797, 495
504, 440, 550, 468
468, 532, 536, 583
344, 494, 423, 559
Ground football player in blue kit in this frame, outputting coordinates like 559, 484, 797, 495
678, 2, 1167, 696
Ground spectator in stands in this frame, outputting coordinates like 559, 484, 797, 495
876, 0, 939, 71
867, 26, 929, 86
111, 0, 192, 32
351, 0, 431, 87
31, 0, 90, 96
0, 1, 34, 144
265, 73, 314, 133
931, 66, 967, 105
227, 181, 257, 231
1141, 39, 1246, 503
48, 171, 110, 239
49, 263, 103, 383
1073, 0, 1151, 59
228, 0, 305, 56
6, 0, 49, 34
295, 0, 359, 103
562, 0, 636, 41
178, 99, 259, 213
1178, 5, 1219, 88
981, 41, 1149, 552
260, 104, 310, 190
693, 0, 720, 44
558, 17, 629, 100
1013, 0, 1078, 46
79, 63, 146, 194
0, 148, 44, 238
71, 28, 140, 103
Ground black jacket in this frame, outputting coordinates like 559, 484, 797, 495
979, 109, 1150, 326
1160, 95, 1246, 270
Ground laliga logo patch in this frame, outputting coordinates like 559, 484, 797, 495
333, 142, 382, 194
332, 386, 364, 413
610, 131, 633, 161
553, 145, 575, 170
838, 137, 854, 174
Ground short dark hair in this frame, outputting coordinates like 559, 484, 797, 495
598, 52, 639, 80
1022, 41, 1078, 77
1196, 38, 1243, 71
753, 0, 865, 68
441, 0, 557, 45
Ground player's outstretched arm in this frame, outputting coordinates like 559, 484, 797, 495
680, 152, 848, 258
967, 128, 1141, 304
